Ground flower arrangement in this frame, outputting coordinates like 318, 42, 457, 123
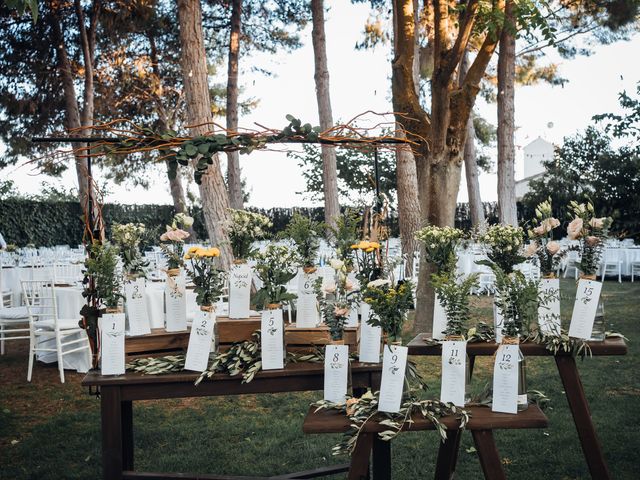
327, 210, 361, 271
566, 201, 612, 277
183, 246, 225, 307
351, 240, 383, 284
252, 244, 299, 310
283, 213, 324, 271
319, 258, 357, 341
481, 224, 525, 274
361, 278, 414, 343
431, 273, 479, 337
111, 222, 149, 277
226, 209, 272, 261
160, 214, 193, 271
525, 199, 564, 277
415, 225, 464, 274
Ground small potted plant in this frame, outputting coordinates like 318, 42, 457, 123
283, 213, 324, 327
160, 214, 192, 331
415, 225, 465, 340
184, 246, 226, 311
327, 210, 361, 271
361, 278, 414, 345
81, 241, 123, 368
351, 240, 383, 285
566, 200, 612, 340
252, 244, 299, 311
481, 224, 525, 275
226, 209, 271, 318
111, 223, 149, 279
319, 258, 357, 343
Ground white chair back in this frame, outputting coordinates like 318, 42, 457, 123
21, 279, 59, 327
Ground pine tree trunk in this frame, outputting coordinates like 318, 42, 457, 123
226, 0, 244, 210
459, 52, 484, 227
392, 0, 421, 278
464, 114, 485, 227
311, 0, 340, 231
177, 0, 233, 268
497, 0, 518, 226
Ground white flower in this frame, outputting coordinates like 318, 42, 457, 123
367, 278, 390, 288
329, 258, 344, 270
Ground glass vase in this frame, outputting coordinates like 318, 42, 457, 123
517, 353, 528, 412
589, 299, 606, 341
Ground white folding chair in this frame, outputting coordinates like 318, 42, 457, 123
632, 261, 640, 282
600, 248, 623, 283
53, 263, 82, 285
21, 279, 90, 383
1, 259, 14, 307
0, 259, 30, 354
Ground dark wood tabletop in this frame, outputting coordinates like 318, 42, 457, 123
407, 334, 628, 356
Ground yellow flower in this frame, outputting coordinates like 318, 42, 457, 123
187, 246, 199, 254
350, 244, 359, 249
193, 247, 208, 257
365, 247, 375, 253
184, 254, 192, 260
209, 247, 221, 257
369, 242, 380, 249
357, 241, 370, 250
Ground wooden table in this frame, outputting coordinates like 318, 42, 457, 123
407, 335, 628, 480
82, 362, 382, 480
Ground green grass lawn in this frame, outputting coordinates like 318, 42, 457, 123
1, 279, 639, 479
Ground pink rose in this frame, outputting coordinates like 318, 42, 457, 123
546, 241, 560, 255
589, 217, 604, 229
160, 232, 170, 242
334, 307, 349, 318
525, 241, 538, 257
543, 218, 560, 230
533, 225, 546, 236
324, 285, 336, 294
567, 218, 583, 240
586, 236, 600, 247
173, 229, 190, 241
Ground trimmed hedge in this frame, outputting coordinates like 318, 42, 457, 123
0, 199, 511, 247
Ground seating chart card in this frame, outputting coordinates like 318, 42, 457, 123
440, 340, 467, 407
323, 344, 349, 403
491, 344, 519, 414
184, 308, 216, 372
296, 271, 320, 327
165, 272, 187, 332
229, 263, 252, 319
125, 277, 151, 336
569, 279, 603, 339
261, 308, 285, 370
538, 278, 561, 335
378, 344, 408, 413
100, 313, 125, 376
358, 303, 381, 363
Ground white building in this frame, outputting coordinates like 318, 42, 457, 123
515, 136, 554, 200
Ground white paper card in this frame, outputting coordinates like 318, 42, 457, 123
538, 278, 561, 335
296, 271, 320, 327
440, 341, 467, 407
100, 313, 125, 376
358, 303, 382, 363
324, 344, 349, 403
125, 277, 151, 336
184, 309, 216, 372
378, 345, 408, 413
165, 272, 187, 332
569, 279, 603, 339
346, 300, 359, 327
261, 309, 285, 370
229, 263, 252, 319
491, 344, 519, 414
493, 299, 504, 343
432, 293, 447, 340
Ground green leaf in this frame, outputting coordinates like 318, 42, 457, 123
198, 143, 210, 155
185, 143, 198, 157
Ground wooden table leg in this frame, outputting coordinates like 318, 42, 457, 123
471, 430, 506, 480
348, 432, 374, 480
372, 436, 391, 480
121, 400, 134, 471
555, 355, 612, 480
469, 355, 477, 379
101, 386, 123, 480
434, 429, 462, 480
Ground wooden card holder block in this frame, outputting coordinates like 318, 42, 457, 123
217, 315, 262, 351
285, 325, 359, 354
125, 328, 190, 356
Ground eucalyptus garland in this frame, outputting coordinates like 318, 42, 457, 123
312, 392, 469, 456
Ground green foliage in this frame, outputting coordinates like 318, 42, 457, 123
226, 209, 272, 260
431, 273, 479, 337
184, 248, 226, 307
111, 223, 149, 277
327, 209, 362, 270
481, 224, 526, 274
288, 142, 397, 203
252, 245, 299, 310
83, 241, 122, 309
415, 226, 465, 275
492, 269, 540, 338
362, 279, 414, 343
4, 0, 38, 22
282, 213, 324, 267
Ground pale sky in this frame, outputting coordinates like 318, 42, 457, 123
3, 1, 639, 207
